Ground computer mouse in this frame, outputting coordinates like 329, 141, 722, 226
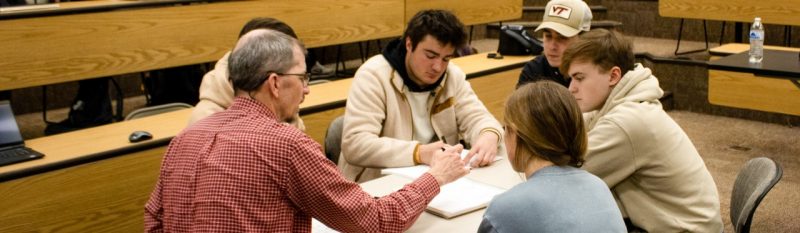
129, 130, 153, 143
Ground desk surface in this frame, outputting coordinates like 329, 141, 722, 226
708, 50, 800, 78
659, 0, 800, 26
360, 156, 523, 233
709, 43, 800, 56
405, 0, 521, 26
0, 108, 190, 181
454, 52, 532, 78
0, 0, 203, 19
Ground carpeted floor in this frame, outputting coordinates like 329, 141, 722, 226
670, 111, 799, 233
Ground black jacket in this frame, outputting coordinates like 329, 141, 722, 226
382, 39, 443, 92
516, 56, 569, 88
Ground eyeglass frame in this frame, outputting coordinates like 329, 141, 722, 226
276, 72, 311, 87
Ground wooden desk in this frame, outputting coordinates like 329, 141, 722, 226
707, 49, 800, 116
659, 0, 800, 26
0, 109, 190, 181
405, 0, 522, 26
453, 52, 532, 78
709, 43, 800, 56
360, 153, 523, 232
301, 78, 353, 145
709, 50, 800, 78
0, 52, 531, 232
0, 0, 203, 19
0, 109, 188, 232
0, 0, 404, 91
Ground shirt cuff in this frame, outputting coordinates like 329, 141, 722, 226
413, 143, 422, 165
414, 173, 441, 201
479, 128, 502, 144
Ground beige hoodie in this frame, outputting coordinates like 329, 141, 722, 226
582, 64, 723, 232
340, 55, 502, 182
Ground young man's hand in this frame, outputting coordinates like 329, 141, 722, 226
418, 141, 447, 165
463, 132, 499, 167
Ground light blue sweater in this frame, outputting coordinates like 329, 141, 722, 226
478, 166, 625, 233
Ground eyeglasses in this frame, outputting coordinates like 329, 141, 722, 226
276, 72, 311, 87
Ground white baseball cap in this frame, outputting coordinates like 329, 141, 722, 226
535, 0, 593, 37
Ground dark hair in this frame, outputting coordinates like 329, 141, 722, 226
504, 81, 587, 169
560, 29, 634, 77
229, 30, 302, 92
404, 9, 467, 51
238, 17, 298, 39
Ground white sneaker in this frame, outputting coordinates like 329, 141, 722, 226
311, 62, 333, 75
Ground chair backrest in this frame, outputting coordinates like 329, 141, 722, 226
730, 157, 783, 233
125, 102, 193, 121
324, 115, 344, 164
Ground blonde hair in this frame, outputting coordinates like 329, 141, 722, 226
503, 81, 587, 172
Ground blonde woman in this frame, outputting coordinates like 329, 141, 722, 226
478, 81, 624, 233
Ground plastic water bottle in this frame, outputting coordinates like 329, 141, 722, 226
749, 17, 764, 63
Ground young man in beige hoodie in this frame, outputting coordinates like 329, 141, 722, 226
340, 10, 503, 182
561, 29, 723, 232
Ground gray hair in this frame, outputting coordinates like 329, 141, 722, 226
228, 29, 304, 92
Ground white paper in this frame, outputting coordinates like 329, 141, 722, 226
312, 218, 340, 233
427, 178, 505, 218
381, 150, 503, 179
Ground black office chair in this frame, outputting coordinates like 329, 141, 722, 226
324, 115, 344, 164
730, 157, 783, 233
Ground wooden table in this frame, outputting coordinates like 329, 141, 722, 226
707, 48, 800, 116
709, 43, 800, 56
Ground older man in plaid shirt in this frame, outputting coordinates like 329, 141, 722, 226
144, 29, 469, 232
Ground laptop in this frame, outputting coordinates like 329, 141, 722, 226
0, 100, 44, 166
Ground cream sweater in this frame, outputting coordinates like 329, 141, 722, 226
583, 64, 723, 232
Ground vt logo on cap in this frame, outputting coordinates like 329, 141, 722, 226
549, 5, 573, 19
535, 0, 592, 37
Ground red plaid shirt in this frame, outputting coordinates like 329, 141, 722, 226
145, 97, 440, 232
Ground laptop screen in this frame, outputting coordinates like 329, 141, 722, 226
0, 101, 24, 148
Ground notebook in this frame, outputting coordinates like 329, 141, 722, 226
0, 101, 44, 167
381, 150, 506, 219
